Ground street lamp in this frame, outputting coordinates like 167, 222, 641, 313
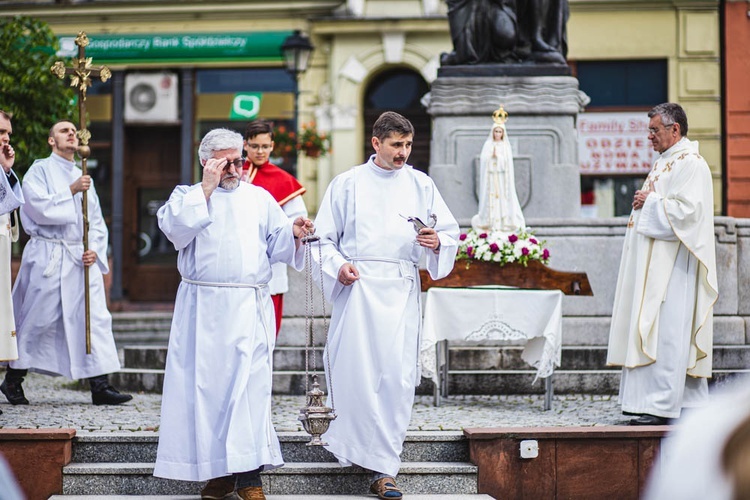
281, 30, 315, 177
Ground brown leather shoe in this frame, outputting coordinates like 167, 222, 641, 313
370, 476, 403, 499
200, 475, 235, 499
236, 485, 266, 500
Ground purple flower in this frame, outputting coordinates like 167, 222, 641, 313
459, 233, 467, 241
489, 243, 500, 253
521, 247, 530, 256
479, 232, 488, 239
542, 248, 550, 259
508, 234, 518, 243
467, 246, 474, 257
529, 238, 538, 244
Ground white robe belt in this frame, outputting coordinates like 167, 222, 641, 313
180, 277, 275, 375
180, 277, 268, 289
347, 256, 417, 284
32, 236, 83, 277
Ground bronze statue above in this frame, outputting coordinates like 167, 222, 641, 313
440, 0, 569, 75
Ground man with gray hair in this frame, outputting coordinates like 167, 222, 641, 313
154, 128, 314, 500
607, 102, 718, 425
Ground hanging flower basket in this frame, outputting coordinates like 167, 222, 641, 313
272, 125, 297, 162
304, 147, 322, 159
297, 122, 330, 158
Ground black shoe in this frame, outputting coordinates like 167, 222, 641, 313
628, 414, 670, 426
91, 386, 133, 406
0, 379, 29, 405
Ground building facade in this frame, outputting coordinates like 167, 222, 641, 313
0, 0, 733, 302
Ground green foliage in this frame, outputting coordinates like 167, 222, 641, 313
0, 16, 75, 176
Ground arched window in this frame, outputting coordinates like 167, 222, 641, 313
363, 68, 431, 174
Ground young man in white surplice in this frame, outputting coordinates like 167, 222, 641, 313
3, 120, 131, 408
313, 111, 459, 500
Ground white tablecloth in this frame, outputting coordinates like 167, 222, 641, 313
420, 287, 564, 386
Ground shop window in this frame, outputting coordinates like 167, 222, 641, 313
576, 60, 667, 108
195, 68, 297, 175
196, 69, 294, 93
575, 59, 667, 217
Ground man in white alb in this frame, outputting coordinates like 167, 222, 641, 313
3, 120, 131, 407
0, 110, 23, 385
313, 111, 459, 499
154, 128, 313, 500
607, 102, 718, 425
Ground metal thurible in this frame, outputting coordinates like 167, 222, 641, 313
298, 232, 336, 446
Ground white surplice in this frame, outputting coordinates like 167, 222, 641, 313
0, 169, 23, 362
10, 154, 119, 379
313, 157, 459, 477
154, 182, 303, 482
607, 138, 718, 419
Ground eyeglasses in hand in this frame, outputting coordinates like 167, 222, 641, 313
223, 157, 245, 170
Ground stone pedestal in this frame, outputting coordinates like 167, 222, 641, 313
426, 75, 589, 224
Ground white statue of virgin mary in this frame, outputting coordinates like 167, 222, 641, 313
471, 108, 526, 233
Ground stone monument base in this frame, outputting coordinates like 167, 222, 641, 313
426, 75, 589, 223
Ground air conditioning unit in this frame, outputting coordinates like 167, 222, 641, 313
124, 73, 179, 124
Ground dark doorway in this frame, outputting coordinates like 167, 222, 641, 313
123, 126, 181, 301
363, 68, 431, 174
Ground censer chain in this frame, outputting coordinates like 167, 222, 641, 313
303, 238, 335, 411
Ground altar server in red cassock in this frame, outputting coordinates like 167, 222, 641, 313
241, 120, 307, 336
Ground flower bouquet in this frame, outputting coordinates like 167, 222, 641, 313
456, 228, 550, 267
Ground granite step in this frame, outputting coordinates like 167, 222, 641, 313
61, 462, 479, 496
123, 345, 326, 371
121, 344, 750, 373
71, 432, 470, 465
110, 361, 750, 396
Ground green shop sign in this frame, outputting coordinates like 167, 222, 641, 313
230, 93, 262, 120
57, 31, 293, 64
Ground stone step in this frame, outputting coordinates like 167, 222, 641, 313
112, 313, 750, 349
71, 432, 470, 465
121, 344, 750, 372
123, 346, 326, 371
51, 496, 494, 499
62, 462, 479, 496
112, 312, 173, 347
110, 366, 750, 396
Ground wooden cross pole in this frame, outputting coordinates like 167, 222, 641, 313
51, 32, 111, 355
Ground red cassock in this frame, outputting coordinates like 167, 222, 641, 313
243, 160, 306, 335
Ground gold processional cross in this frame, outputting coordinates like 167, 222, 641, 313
51, 32, 111, 355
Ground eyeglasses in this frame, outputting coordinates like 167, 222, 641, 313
246, 144, 273, 151
223, 157, 244, 170
648, 123, 675, 135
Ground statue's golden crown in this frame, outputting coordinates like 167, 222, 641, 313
492, 106, 508, 125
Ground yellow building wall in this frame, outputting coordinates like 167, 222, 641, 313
7, 0, 720, 213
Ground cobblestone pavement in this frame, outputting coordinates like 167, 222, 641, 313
0, 372, 630, 432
